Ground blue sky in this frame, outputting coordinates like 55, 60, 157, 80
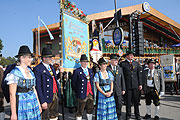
0, 0, 180, 57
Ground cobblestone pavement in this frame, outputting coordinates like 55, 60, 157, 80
4, 94, 180, 120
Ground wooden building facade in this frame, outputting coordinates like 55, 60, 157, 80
32, 3, 180, 62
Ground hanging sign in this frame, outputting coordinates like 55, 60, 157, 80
143, 2, 150, 12
113, 27, 124, 46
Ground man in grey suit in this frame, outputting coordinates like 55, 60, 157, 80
107, 54, 126, 120
142, 59, 165, 120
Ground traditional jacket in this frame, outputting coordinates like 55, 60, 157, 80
142, 68, 165, 94
34, 62, 60, 104
72, 67, 94, 99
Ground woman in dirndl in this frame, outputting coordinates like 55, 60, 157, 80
94, 57, 117, 120
5, 45, 41, 120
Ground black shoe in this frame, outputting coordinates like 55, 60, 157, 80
49, 115, 56, 119
154, 116, 159, 120
126, 116, 131, 120
143, 114, 151, 119
170, 92, 174, 95
136, 116, 141, 120
69, 108, 73, 113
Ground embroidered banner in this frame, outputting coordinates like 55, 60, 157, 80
62, 13, 89, 70
160, 55, 177, 82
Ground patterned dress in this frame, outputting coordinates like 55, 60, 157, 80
5, 66, 41, 120
94, 71, 117, 120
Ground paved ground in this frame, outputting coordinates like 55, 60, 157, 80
4, 94, 180, 120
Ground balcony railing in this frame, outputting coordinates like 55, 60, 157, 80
102, 46, 180, 55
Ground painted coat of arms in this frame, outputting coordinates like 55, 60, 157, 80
65, 36, 87, 61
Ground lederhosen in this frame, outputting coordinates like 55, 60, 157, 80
146, 71, 160, 106
76, 69, 94, 117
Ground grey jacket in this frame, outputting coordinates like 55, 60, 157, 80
107, 65, 126, 96
142, 69, 165, 94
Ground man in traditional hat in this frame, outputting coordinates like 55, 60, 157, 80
107, 54, 125, 120
72, 54, 94, 120
142, 59, 165, 120
34, 47, 60, 120
120, 50, 142, 120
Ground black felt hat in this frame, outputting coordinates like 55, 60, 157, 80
15, 45, 34, 58
144, 58, 149, 63
41, 48, 54, 57
80, 54, 89, 62
126, 50, 135, 56
147, 59, 156, 64
98, 57, 107, 65
110, 54, 118, 60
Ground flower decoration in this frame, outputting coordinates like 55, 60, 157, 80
63, 0, 89, 23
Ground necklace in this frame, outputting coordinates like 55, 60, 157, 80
101, 71, 107, 79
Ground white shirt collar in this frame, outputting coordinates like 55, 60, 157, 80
126, 59, 133, 63
148, 69, 155, 75
42, 62, 49, 70
149, 69, 154, 72
111, 64, 116, 70
81, 66, 88, 72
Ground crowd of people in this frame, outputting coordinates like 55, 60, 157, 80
0, 44, 179, 120
71, 51, 166, 120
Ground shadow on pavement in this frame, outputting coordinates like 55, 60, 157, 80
159, 118, 174, 120
161, 103, 180, 109
161, 95, 180, 102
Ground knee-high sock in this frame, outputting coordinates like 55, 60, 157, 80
146, 105, 151, 115
87, 114, 92, 120
155, 106, 160, 116
76, 116, 82, 120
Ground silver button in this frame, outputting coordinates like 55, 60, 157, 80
47, 90, 49, 92
47, 85, 49, 87
47, 96, 49, 98
47, 79, 49, 81
82, 87, 83, 89
82, 80, 84, 82
82, 84, 84, 86
81, 91, 83, 93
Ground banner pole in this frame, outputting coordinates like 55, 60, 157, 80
59, 0, 65, 120
38, 16, 40, 56
114, 0, 119, 27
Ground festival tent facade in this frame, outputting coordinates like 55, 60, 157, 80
32, 3, 180, 62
